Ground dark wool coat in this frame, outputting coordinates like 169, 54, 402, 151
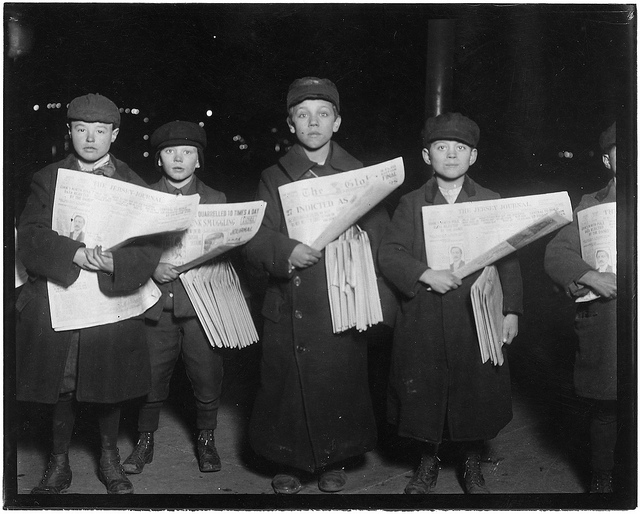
378, 175, 523, 443
145, 176, 226, 321
16, 154, 163, 404
242, 142, 389, 473
544, 179, 616, 400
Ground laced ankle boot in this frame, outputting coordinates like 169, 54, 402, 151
122, 432, 154, 474
197, 429, 221, 472
31, 453, 72, 494
404, 454, 439, 494
99, 448, 133, 494
463, 454, 490, 494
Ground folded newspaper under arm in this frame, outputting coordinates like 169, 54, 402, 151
279, 157, 405, 335
422, 191, 573, 279
471, 265, 505, 366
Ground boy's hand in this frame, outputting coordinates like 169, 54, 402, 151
577, 270, 617, 299
289, 243, 322, 270
502, 313, 519, 344
153, 262, 180, 283
418, 269, 461, 294
73, 246, 114, 273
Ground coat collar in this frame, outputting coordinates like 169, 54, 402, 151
424, 174, 478, 204
278, 141, 361, 181
594, 178, 616, 202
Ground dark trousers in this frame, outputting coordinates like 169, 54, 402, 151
138, 312, 223, 432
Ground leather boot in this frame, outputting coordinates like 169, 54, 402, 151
98, 448, 133, 494
122, 432, 154, 474
404, 454, 439, 494
197, 429, 221, 472
31, 453, 72, 494
463, 454, 490, 494
590, 470, 613, 493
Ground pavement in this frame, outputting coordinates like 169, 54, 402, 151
5, 243, 637, 510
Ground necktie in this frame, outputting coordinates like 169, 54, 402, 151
83, 162, 116, 178
174, 188, 183, 196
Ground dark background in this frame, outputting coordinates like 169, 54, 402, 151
4, 2, 637, 506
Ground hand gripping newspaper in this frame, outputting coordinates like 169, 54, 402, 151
165, 202, 267, 349
279, 157, 405, 333
422, 191, 574, 365
48, 169, 200, 331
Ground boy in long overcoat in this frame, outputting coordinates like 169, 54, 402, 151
242, 77, 389, 494
17, 93, 163, 494
544, 122, 618, 493
378, 113, 523, 494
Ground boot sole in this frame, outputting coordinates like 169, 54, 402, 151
31, 476, 72, 494
98, 469, 134, 494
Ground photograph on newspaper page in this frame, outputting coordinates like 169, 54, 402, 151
278, 157, 404, 250
47, 169, 202, 330
575, 202, 616, 303
422, 191, 573, 278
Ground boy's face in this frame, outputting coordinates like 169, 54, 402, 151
603, 146, 616, 175
158, 145, 200, 183
69, 121, 119, 164
287, 99, 341, 151
423, 140, 477, 183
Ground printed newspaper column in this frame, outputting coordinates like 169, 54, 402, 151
48, 168, 200, 331
279, 157, 405, 334
576, 202, 616, 303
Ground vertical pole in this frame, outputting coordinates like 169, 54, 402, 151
425, 19, 456, 120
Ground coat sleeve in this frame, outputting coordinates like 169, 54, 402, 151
496, 253, 523, 315
242, 173, 299, 279
17, 168, 84, 287
544, 208, 593, 296
98, 236, 163, 293
378, 193, 429, 299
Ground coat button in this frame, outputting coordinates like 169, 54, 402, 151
296, 345, 305, 352
294, 310, 303, 319
293, 276, 301, 287
169, 292, 174, 298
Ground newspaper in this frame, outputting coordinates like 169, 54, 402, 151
158, 201, 267, 273
471, 265, 505, 366
422, 191, 573, 279
279, 157, 405, 250
576, 202, 616, 303
47, 169, 200, 331
180, 260, 259, 349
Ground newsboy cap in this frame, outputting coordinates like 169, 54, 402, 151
599, 121, 616, 152
67, 93, 120, 128
287, 77, 340, 112
150, 120, 207, 172
422, 112, 480, 148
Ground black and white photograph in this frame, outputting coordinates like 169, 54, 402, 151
5, 2, 636, 510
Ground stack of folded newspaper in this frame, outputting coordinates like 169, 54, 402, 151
180, 259, 258, 349
470, 265, 504, 366
325, 225, 383, 333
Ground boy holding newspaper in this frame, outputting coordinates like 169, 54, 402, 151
16, 93, 163, 494
122, 121, 227, 476
544, 122, 617, 493
242, 77, 389, 494
378, 112, 523, 494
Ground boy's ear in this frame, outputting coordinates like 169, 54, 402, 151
195, 159, 200, 169
332, 115, 342, 133
602, 153, 611, 170
422, 148, 431, 165
469, 148, 478, 166
287, 118, 296, 134
110, 127, 120, 143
